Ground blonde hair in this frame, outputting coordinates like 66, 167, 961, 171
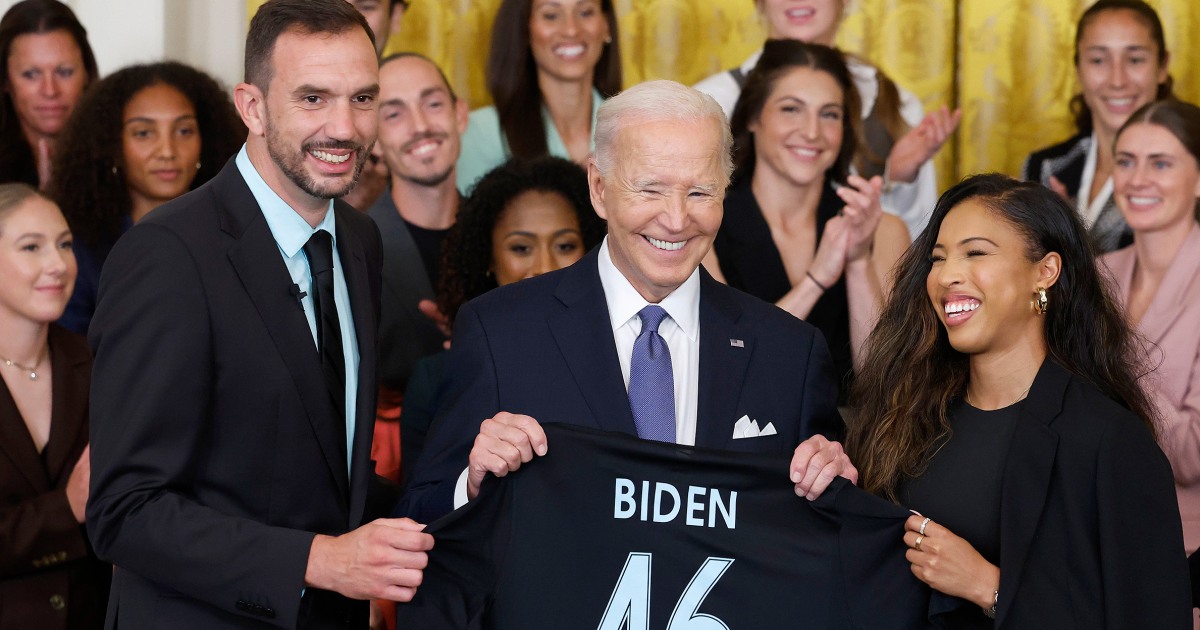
0, 183, 49, 235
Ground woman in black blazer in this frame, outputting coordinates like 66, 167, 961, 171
847, 173, 1190, 628
0, 184, 107, 629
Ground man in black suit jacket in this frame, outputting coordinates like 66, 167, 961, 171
399, 80, 856, 524
86, 1, 431, 628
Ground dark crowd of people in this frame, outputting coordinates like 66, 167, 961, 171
1, 0, 1198, 628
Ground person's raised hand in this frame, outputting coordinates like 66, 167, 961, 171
808, 215, 850, 291
885, 106, 962, 184
837, 174, 884, 262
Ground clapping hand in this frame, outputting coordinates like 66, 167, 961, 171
886, 106, 962, 185
836, 174, 884, 262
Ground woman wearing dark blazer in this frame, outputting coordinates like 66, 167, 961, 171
847, 174, 1190, 627
0, 184, 107, 629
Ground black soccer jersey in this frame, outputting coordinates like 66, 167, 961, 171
398, 424, 932, 629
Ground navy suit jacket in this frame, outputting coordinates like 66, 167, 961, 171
87, 159, 386, 629
397, 248, 843, 523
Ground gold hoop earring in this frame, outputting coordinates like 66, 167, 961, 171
1032, 287, 1049, 315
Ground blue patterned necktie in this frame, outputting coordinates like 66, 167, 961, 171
628, 305, 675, 442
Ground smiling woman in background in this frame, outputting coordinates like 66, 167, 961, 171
0, 184, 109, 630
49, 61, 245, 335
1100, 99, 1200, 559
0, 0, 97, 189
694, 0, 958, 236
1023, 0, 1172, 254
455, 0, 621, 192
705, 40, 910, 403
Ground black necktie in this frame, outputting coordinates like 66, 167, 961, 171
303, 230, 347, 460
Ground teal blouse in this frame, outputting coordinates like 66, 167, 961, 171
455, 88, 605, 193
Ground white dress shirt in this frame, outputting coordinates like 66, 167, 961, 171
597, 238, 701, 446
1077, 132, 1114, 229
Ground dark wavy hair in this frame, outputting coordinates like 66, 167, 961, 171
846, 173, 1159, 502
0, 0, 98, 186
487, 0, 622, 160
437, 156, 606, 322
1070, 0, 1172, 136
50, 62, 246, 249
729, 39, 859, 187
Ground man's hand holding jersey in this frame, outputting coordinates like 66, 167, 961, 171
466, 412, 856, 501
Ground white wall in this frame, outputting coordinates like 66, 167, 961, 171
0, 0, 247, 91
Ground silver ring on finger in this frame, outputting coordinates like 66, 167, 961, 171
919, 517, 931, 536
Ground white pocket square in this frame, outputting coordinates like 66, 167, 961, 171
732, 414, 777, 439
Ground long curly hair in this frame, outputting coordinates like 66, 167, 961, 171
487, 0, 621, 160
437, 156, 606, 323
846, 173, 1159, 502
50, 61, 245, 250
0, 0, 98, 186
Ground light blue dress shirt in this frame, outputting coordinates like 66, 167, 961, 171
455, 87, 605, 193
235, 146, 360, 472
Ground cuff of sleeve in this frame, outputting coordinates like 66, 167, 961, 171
453, 468, 469, 510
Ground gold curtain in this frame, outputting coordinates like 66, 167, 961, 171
247, 0, 1199, 190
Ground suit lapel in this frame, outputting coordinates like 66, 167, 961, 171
0, 378, 49, 491
41, 326, 90, 485
1136, 225, 1200, 346
337, 208, 377, 528
547, 250, 638, 435
368, 195, 434, 300
216, 164, 349, 503
695, 274, 752, 449
995, 360, 1064, 627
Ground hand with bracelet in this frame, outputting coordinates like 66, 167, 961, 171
904, 514, 1001, 618
807, 214, 849, 292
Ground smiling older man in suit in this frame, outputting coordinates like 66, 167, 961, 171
399, 80, 855, 524
85, 1, 432, 627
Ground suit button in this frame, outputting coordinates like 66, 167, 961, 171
236, 600, 250, 612
49, 594, 65, 611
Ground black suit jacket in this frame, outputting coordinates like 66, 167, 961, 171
86, 159, 384, 629
0, 325, 108, 629
397, 248, 843, 523
1021, 133, 1131, 252
929, 360, 1190, 628
366, 192, 445, 394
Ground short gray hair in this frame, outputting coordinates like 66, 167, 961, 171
592, 80, 733, 184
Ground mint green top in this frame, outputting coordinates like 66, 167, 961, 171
455, 88, 605, 193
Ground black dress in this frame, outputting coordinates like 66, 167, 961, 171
899, 400, 1021, 629
713, 180, 853, 403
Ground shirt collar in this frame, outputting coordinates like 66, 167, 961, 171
235, 144, 337, 256
597, 237, 700, 341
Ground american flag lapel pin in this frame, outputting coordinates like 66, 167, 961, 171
730, 339, 744, 348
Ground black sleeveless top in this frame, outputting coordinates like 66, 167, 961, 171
714, 180, 853, 403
